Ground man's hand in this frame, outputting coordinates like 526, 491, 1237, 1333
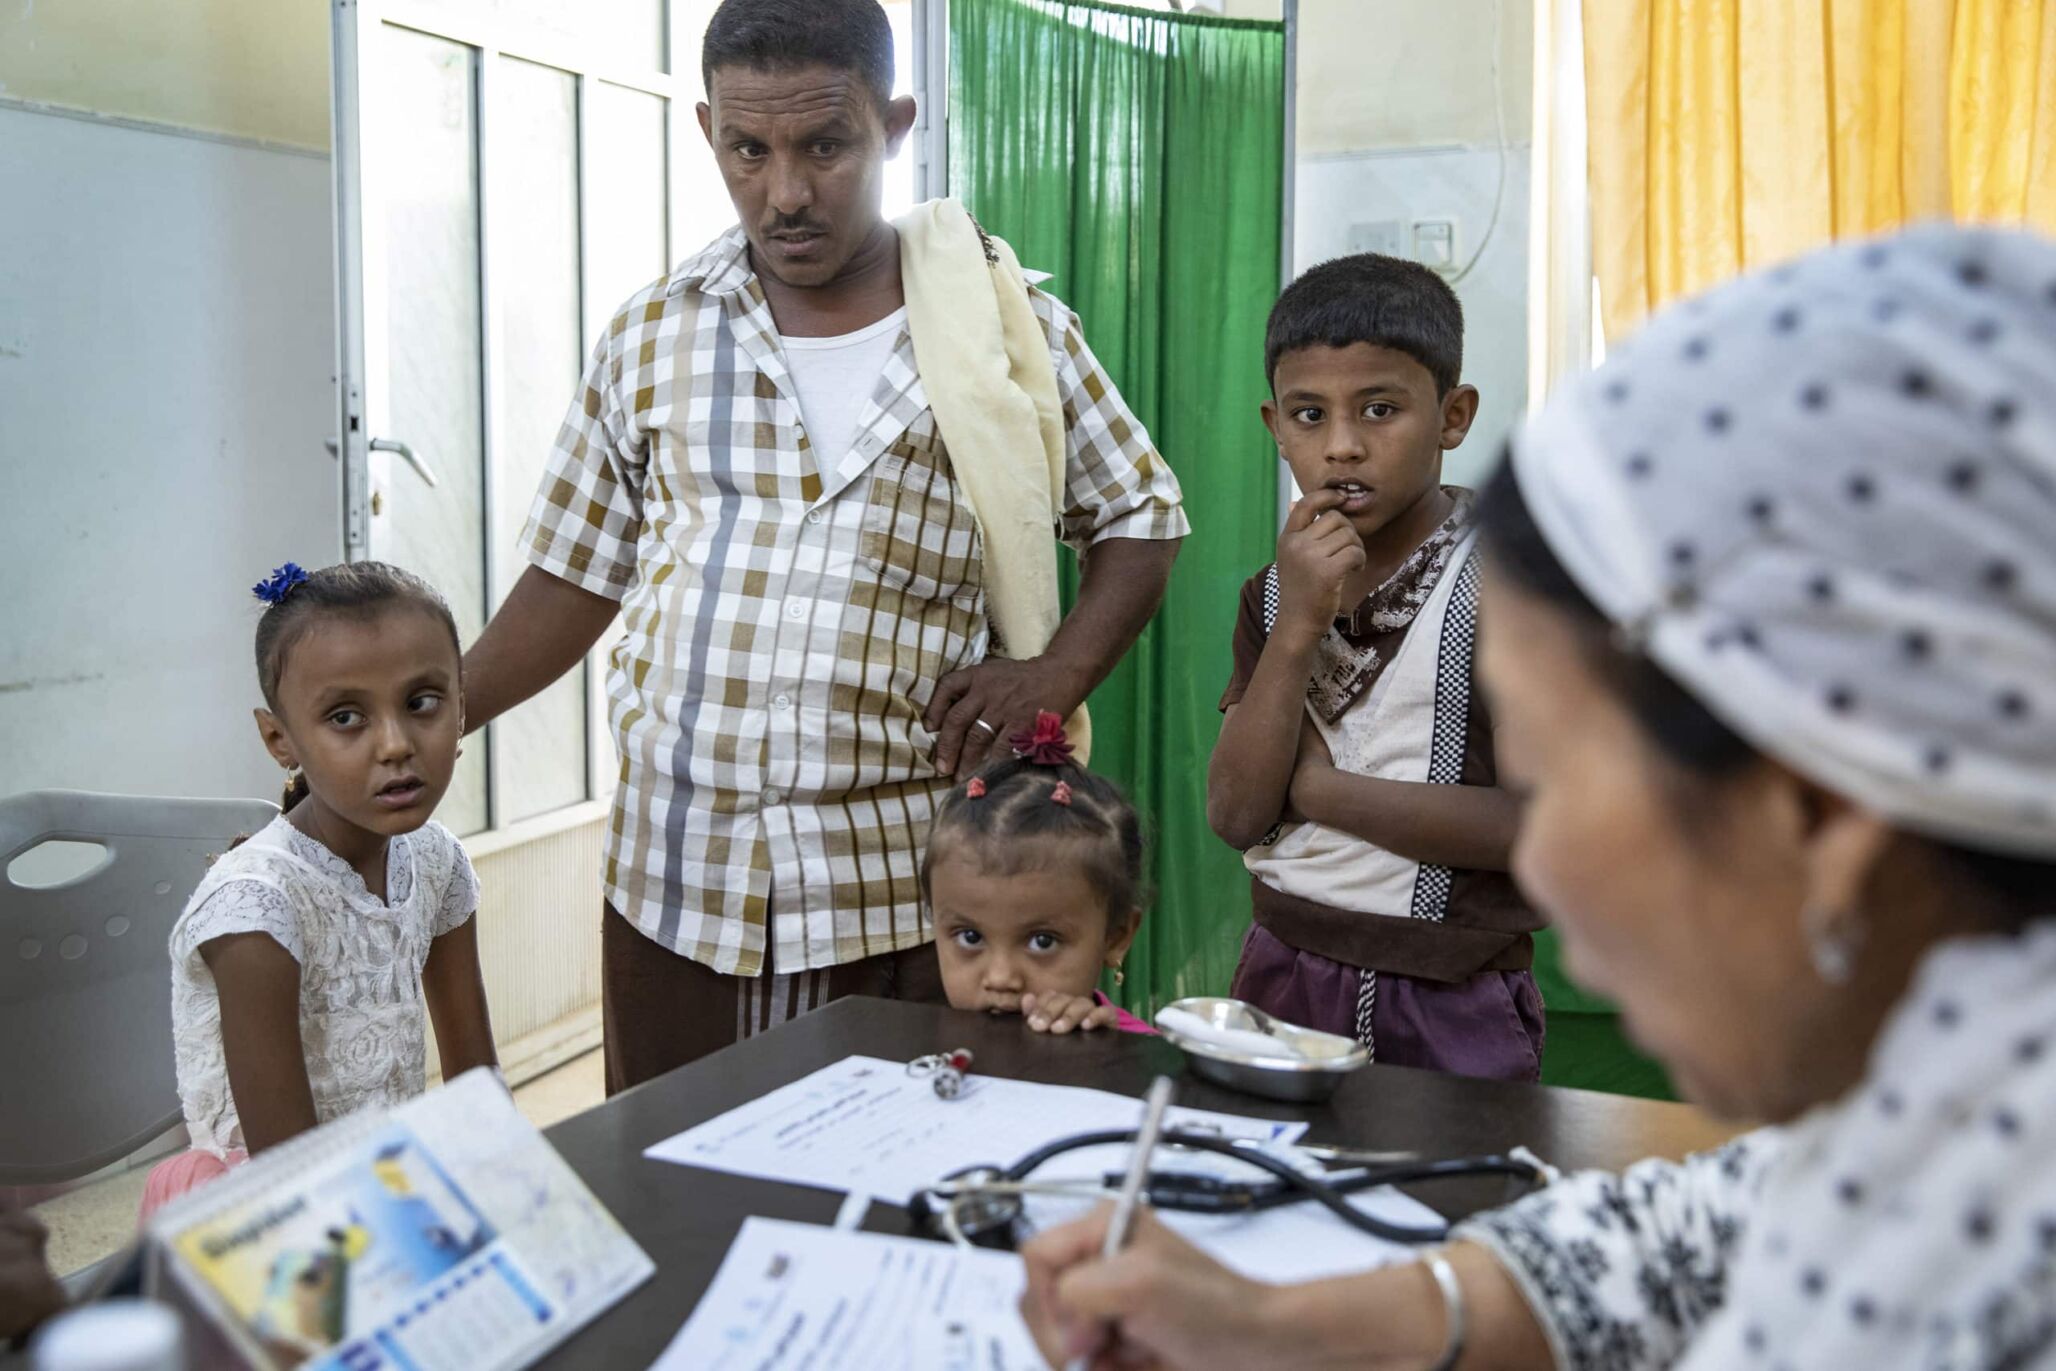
925, 656, 1085, 777
925, 537, 1178, 777
0, 1201, 65, 1342
1274, 488, 1365, 644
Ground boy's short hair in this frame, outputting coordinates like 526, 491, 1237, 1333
1264, 254, 1465, 396
702, 0, 895, 110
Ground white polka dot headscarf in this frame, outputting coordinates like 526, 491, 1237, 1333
1512, 225, 2056, 858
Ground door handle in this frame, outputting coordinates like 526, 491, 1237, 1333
370, 437, 439, 489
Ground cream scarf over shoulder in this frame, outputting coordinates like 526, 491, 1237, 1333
896, 197, 1089, 760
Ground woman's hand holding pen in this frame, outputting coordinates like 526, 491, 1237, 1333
1020, 1203, 1273, 1371
1019, 1202, 1482, 1371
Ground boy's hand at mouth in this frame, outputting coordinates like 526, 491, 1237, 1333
1274, 487, 1367, 642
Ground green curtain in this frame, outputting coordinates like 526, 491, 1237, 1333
1532, 930, 1677, 1100
950, 0, 1285, 1019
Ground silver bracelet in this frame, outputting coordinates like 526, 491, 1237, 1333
1423, 1249, 1467, 1371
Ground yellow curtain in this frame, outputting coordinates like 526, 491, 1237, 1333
1586, 0, 2056, 339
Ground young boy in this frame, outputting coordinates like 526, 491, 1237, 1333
1208, 254, 1544, 1081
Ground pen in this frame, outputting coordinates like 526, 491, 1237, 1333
1066, 1075, 1176, 1371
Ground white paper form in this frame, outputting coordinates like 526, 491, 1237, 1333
643, 1055, 1307, 1204
1020, 1175, 1439, 1285
651, 1218, 1041, 1371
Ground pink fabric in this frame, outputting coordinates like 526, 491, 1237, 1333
1094, 991, 1157, 1035
138, 1147, 246, 1224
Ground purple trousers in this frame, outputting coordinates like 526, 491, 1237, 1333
1230, 925, 1545, 1083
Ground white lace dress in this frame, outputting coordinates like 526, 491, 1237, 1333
168, 816, 479, 1158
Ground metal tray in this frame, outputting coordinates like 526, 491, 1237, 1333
1154, 997, 1368, 1103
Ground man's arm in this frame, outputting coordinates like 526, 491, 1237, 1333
926, 536, 1179, 775
1289, 728, 1521, 870
925, 292, 1187, 775
462, 566, 620, 735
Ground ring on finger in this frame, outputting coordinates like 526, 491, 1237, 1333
970, 718, 998, 737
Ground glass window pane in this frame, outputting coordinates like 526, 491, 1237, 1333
584, 81, 670, 339
406, 0, 664, 73
492, 56, 588, 822
880, 0, 914, 218
375, 25, 489, 835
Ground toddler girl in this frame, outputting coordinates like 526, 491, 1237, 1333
921, 712, 1152, 1035
142, 561, 497, 1218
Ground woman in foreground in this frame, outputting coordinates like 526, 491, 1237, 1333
1021, 226, 2056, 1368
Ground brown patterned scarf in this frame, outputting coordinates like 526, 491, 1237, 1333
1306, 488, 1474, 723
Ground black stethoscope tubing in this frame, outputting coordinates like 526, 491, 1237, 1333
958, 1127, 1546, 1246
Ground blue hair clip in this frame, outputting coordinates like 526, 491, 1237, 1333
253, 562, 310, 605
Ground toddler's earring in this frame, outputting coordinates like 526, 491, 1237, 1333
1113, 965, 1126, 987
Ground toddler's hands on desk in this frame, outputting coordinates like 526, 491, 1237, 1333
1022, 991, 1121, 1035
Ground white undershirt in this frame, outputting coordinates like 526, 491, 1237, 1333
781, 308, 906, 479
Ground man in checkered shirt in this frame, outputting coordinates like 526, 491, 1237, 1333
462, 0, 1188, 1091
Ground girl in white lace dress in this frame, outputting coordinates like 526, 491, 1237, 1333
141, 561, 496, 1219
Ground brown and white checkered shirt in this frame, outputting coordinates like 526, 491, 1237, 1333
521, 226, 1187, 976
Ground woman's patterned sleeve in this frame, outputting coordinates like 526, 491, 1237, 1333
1452, 1129, 1781, 1371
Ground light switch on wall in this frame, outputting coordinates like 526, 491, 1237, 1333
1412, 219, 1456, 269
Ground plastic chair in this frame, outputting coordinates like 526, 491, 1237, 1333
0, 790, 277, 1186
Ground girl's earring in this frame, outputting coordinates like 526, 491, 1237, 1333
1113, 965, 1126, 987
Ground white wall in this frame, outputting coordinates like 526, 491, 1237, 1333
0, 0, 329, 151
1222, 0, 1531, 152
1294, 145, 1530, 488
0, 106, 340, 802
1287, 0, 1531, 155
1276, 0, 1534, 475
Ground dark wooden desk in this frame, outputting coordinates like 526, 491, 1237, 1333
536, 996, 1739, 1369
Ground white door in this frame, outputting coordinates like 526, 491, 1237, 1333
331, 0, 681, 836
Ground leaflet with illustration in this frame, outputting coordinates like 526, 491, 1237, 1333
146, 1068, 652, 1370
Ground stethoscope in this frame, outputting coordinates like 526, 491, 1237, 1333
908, 1127, 1553, 1251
